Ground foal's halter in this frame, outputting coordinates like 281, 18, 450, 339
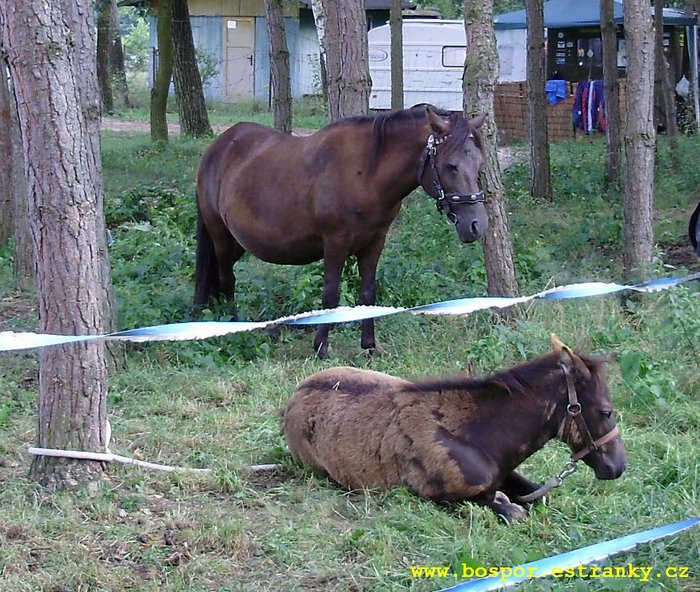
514, 362, 620, 504
417, 134, 485, 222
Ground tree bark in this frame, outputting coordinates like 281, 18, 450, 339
0, 62, 12, 245
463, 0, 518, 297
525, 0, 553, 201
2, 0, 110, 487
622, 0, 656, 282
315, 0, 370, 121
171, 0, 212, 136
96, 0, 114, 114
601, 0, 621, 190
109, 0, 131, 108
390, 0, 404, 111
151, 0, 173, 143
654, 0, 679, 168
264, 0, 293, 133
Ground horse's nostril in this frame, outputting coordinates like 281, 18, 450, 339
471, 220, 480, 235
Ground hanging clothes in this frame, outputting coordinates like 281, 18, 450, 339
546, 79, 568, 105
572, 80, 606, 133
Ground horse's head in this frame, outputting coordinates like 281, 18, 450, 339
552, 336, 627, 480
417, 107, 489, 243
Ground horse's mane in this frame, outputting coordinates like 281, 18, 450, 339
407, 352, 607, 397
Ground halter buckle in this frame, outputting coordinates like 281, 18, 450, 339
567, 402, 582, 416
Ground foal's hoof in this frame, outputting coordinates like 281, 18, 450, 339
493, 491, 528, 524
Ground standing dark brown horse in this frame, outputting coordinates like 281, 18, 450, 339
194, 104, 488, 357
284, 336, 627, 522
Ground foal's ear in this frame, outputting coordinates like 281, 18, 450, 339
551, 334, 591, 380
426, 106, 451, 135
469, 113, 488, 130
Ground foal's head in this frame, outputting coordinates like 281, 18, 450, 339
417, 106, 489, 243
552, 338, 627, 480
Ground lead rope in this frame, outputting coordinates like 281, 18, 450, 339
514, 459, 578, 504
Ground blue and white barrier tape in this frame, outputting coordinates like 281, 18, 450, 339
2, 272, 699, 352
439, 516, 700, 591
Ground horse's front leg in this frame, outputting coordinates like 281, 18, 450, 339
357, 235, 388, 352
313, 248, 348, 358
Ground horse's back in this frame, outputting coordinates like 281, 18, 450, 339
284, 367, 414, 488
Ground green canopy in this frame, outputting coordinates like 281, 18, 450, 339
494, 0, 696, 30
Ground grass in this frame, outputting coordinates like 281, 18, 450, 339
1, 111, 699, 591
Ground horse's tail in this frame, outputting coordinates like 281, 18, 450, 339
193, 200, 219, 315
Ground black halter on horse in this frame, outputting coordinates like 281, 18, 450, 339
417, 133, 486, 224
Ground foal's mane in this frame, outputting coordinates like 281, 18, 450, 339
407, 352, 607, 397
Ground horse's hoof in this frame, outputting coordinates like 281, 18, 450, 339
315, 342, 329, 359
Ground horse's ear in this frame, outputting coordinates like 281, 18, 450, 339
425, 106, 451, 135
551, 334, 591, 380
469, 113, 488, 130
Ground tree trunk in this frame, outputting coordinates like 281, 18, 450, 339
11, 92, 34, 292
463, 0, 519, 297
264, 0, 293, 133
0, 63, 12, 245
315, 0, 370, 121
390, 0, 404, 111
622, 0, 656, 282
601, 0, 621, 190
171, 0, 212, 137
654, 0, 679, 168
525, 0, 553, 201
4, 72, 35, 291
109, 0, 131, 109
310, 0, 329, 103
96, 0, 114, 114
2, 0, 110, 488
151, 0, 173, 143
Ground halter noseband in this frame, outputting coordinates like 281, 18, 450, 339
417, 134, 485, 221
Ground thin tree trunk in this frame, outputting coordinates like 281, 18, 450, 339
0, 63, 12, 245
7, 74, 35, 291
171, 0, 212, 136
2, 0, 110, 487
464, 0, 518, 297
264, 0, 293, 133
151, 0, 173, 143
315, 0, 370, 121
390, 0, 404, 111
654, 0, 679, 169
622, 0, 656, 282
96, 0, 114, 114
310, 0, 329, 104
601, 0, 621, 190
526, 0, 553, 201
110, 0, 131, 108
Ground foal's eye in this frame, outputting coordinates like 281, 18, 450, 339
446, 163, 458, 173
600, 410, 613, 419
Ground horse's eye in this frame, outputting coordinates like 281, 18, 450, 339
446, 163, 458, 173
600, 410, 613, 419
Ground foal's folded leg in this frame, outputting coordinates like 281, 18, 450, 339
471, 490, 528, 523
500, 470, 544, 502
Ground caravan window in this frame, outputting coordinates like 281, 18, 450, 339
443, 46, 467, 68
